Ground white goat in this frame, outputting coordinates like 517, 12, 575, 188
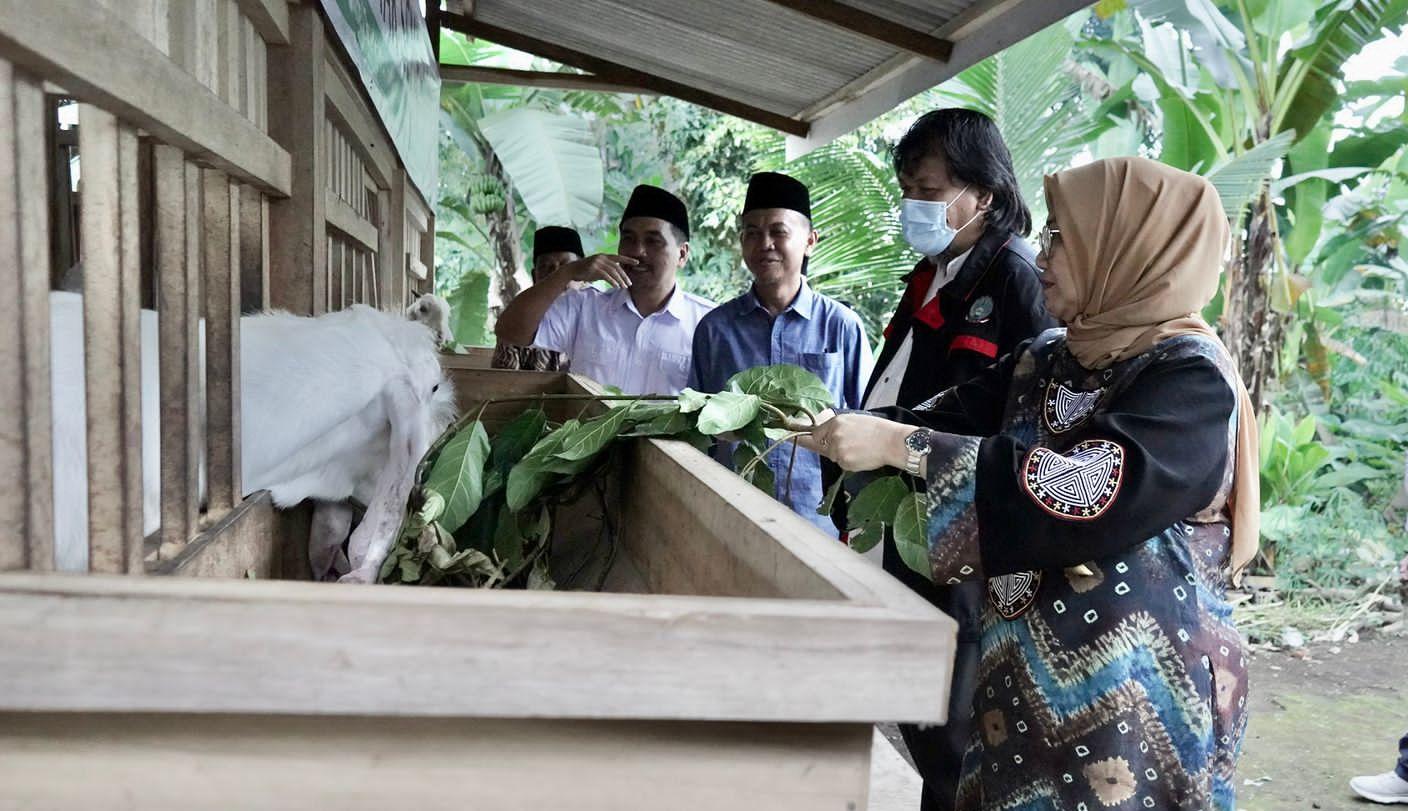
49, 291, 456, 582
405, 293, 453, 346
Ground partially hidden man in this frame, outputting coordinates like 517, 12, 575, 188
494, 185, 714, 395
492, 225, 585, 372
850, 109, 1056, 811
689, 172, 870, 535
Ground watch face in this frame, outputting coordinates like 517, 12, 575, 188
905, 429, 930, 453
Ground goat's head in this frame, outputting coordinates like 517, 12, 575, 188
406, 293, 453, 346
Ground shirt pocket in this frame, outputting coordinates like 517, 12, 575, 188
571, 341, 621, 383
658, 349, 691, 380
784, 349, 844, 397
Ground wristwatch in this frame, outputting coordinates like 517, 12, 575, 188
902, 428, 933, 477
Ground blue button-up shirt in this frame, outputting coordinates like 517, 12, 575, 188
689, 282, 871, 535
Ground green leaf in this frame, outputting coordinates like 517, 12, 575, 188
624, 407, 695, 437
678, 388, 710, 413
527, 556, 556, 590
554, 405, 635, 461
892, 491, 931, 581
1283, 122, 1334, 266
847, 476, 909, 542
847, 525, 883, 555
505, 421, 577, 510
696, 390, 763, 435
1291, 414, 1317, 447
1204, 130, 1295, 223
424, 421, 492, 534
445, 271, 492, 347
493, 509, 526, 570
818, 473, 846, 516
477, 108, 603, 227
489, 408, 549, 478
726, 364, 835, 416
1273, 0, 1408, 145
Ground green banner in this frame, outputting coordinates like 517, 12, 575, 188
320, 0, 440, 208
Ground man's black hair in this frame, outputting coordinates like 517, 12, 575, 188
891, 108, 1033, 237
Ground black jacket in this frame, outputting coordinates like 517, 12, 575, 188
865, 227, 1055, 408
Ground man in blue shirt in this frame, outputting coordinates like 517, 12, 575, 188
689, 172, 871, 535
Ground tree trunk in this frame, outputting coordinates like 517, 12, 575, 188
1220, 188, 1283, 413
484, 151, 523, 314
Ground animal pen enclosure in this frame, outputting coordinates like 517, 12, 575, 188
0, 0, 1092, 806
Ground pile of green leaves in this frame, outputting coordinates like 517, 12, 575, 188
379, 365, 836, 587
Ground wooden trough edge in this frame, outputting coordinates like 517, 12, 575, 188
0, 568, 954, 724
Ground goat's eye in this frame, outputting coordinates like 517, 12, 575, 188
431, 384, 439, 393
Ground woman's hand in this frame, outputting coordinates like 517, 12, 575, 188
800, 412, 913, 472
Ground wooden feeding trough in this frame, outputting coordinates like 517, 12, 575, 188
0, 0, 1119, 805
2, 362, 957, 809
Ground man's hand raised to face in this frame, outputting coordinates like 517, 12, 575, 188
562, 254, 638, 289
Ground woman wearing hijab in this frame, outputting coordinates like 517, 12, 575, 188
803, 157, 1258, 810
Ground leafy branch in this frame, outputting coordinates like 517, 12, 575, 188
381, 364, 838, 588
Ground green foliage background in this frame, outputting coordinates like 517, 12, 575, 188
432, 5, 1408, 591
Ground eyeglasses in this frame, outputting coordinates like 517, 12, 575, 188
1038, 223, 1061, 257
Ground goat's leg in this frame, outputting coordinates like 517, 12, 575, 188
309, 500, 355, 581
340, 382, 429, 584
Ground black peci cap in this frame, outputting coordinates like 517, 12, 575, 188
532, 226, 584, 260
742, 171, 811, 220
621, 184, 689, 240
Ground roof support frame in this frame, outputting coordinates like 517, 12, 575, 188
438, 11, 810, 136
439, 64, 654, 95
758, 0, 954, 62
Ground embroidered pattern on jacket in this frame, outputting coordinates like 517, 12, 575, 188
1022, 439, 1125, 520
1044, 381, 1103, 433
988, 570, 1042, 619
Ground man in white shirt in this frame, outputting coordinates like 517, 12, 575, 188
494, 185, 714, 394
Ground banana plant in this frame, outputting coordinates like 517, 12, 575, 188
1082, 0, 1408, 409
436, 31, 609, 323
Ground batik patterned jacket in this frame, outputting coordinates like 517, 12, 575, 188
909, 328, 1247, 811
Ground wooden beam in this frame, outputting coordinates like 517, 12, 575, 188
151, 490, 279, 578
440, 64, 654, 95
153, 146, 201, 560
203, 169, 243, 515
267, 3, 326, 314
0, 61, 54, 570
759, 0, 953, 62
427, 0, 441, 62
79, 108, 144, 574
0, 571, 953, 723
0, 0, 290, 196
232, 0, 290, 46
0, 714, 872, 811
438, 12, 809, 137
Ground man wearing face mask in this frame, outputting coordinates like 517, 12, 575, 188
848, 109, 1054, 811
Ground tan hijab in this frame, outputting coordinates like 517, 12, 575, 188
1043, 157, 1260, 578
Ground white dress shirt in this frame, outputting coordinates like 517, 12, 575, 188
533, 285, 716, 395
864, 247, 974, 409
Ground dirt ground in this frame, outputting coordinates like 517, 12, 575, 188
1238, 630, 1406, 810
880, 630, 1406, 810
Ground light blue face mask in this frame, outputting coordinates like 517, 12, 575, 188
900, 186, 980, 258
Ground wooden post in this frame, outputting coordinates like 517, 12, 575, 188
203, 169, 242, 515
154, 146, 202, 558
0, 61, 54, 570
238, 184, 267, 313
79, 107, 144, 574
266, 3, 325, 315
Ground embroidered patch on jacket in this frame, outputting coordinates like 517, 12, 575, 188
988, 570, 1042, 619
1043, 382, 1103, 433
1022, 439, 1125, 520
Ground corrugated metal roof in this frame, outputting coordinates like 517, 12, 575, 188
445, 0, 1092, 152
